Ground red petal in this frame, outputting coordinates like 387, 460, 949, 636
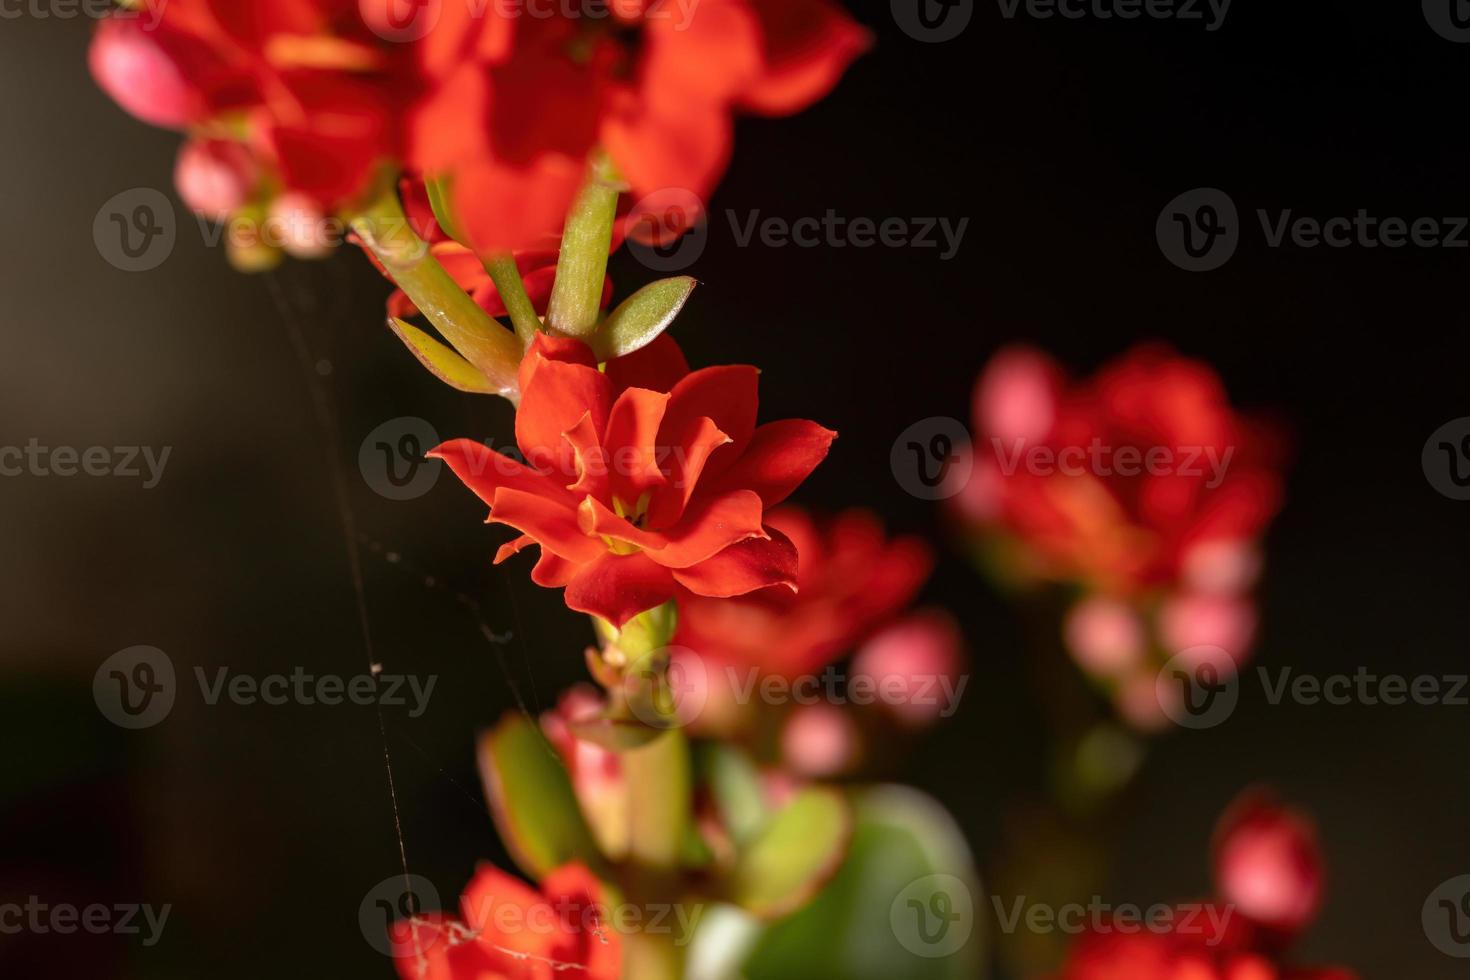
647, 489, 768, 569
518, 332, 599, 393
604, 99, 732, 202
488, 488, 603, 564
707, 419, 836, 507
578, 495, 664, 553
673, 527, 798, 597
563, 411, 611, 499
532, 550, 579, 588
604, 333, 690, 394
647, 415, 732, 528
460, 864, 556, 960
455, 155, 584, 255
541, 863, 623, 980
604, 387, 671, 503
516, 355, 613, 479
564, 552, 677, 626
494, 534, 537, 564
430, 438, 569, 506
738, 0, 871, 116
661, 364, 760, 480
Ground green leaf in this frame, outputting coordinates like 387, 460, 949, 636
726, 787, 852, 921
476, 714, 607, 880
423, 175, 464, 244
700, 743, 768, 847
387, 318, 499, 394
743, 786, 986, 980
591, 276, 697, 361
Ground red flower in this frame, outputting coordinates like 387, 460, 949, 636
432, 335, 835, 626
960, 344, 1284, 596
390, 862, 620, 980
676, 507, 931, 679
1213, 791, 1323, 939
409, 0, 870, 253
1057, 926, 1355, 980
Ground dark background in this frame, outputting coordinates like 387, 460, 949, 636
3, 0, 1469, 975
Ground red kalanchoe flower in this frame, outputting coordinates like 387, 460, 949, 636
410, 0, 870, 253
960, 344, 1284, 596
676, 507, 931, 679
1056, 925, 1356, 980
390, 862, 620, 980
1213, 790, 1324, 939
433, 335, 836, 626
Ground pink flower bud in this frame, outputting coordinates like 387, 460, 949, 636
1065, 596, 1146, 678
1213, 790, 1323, 935
781, 704, 858, 777
268, 193, 338, 259
1182, 538, 1263, 595
89, 18, 205, 129
175, 139, 257, 220
1160, 593, 1257, 665
974, 345, 1060, 446
851, 611, 965, 728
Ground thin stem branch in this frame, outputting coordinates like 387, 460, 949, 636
483, 254, 543, 349
348, 189, 522, 399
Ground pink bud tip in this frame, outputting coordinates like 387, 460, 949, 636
782, 704, 857, 777
175, 139, 257, 220
1213, 790, 1324, 935
1065, 596, 1146, 678
89, 18, 203, 130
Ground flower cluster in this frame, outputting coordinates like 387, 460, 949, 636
90, 0, 868, 261
956, 344, 1285, 728
1056, 790, 1352, 980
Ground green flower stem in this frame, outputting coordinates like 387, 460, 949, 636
483, 254, 543, 349
600, 603, 690, 980
347, 189, 522, 399
547, 156, 621, 338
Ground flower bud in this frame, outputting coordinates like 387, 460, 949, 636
781, 704, 858, 777
268, 193, 337, 260
1065, 596, 1145, 678
851, 611, 965, 728
89, 18, 205, 129
1160, 593, 1257, 666
1213, 790, 1323, 935
175, 139, 257, 221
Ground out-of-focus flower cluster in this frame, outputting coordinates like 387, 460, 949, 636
1057, 789, 1353, 980
955, 344, 1285, 729
90, 0, 868, 265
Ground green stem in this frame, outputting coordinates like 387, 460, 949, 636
547, 156, 621, 338
601, 604, 689, 980
483, 254, 543, 349
348, 189, 522, 399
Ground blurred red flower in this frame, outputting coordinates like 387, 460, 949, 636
960, 344, 1284, 596
677, 507, 931, 679
389, 862, 620, 980
1213, 790, 1323, 939
433, 335, 835, 626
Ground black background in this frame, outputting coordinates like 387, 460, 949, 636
3, 0, 1469, 975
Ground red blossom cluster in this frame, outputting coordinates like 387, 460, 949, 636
90, 0, 868, 259
1056, 791, 1352, 980
956, 344, 1285, 728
